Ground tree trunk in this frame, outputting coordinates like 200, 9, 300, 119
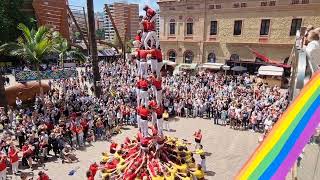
87, 0, 101, 98
0, 73, 8, 115
36, 64, 44, 98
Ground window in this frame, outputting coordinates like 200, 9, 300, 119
187, 6, 194, 10
260, 19, 270, 35
208, 52, 216, 63
241, 3, 247, 7
269, 1, 276, 6
261, 1, 268, 6
230, 54, 240, 61
302, 0, 309, 4
216, 4, 222, 9
290, 18, 302, 36
291, 0, 299, 4
209, 5, 215, 9
168, 50, 176, 62
169, 7, 176, 10
186, 18, 193, 35
169, 19, 175, 35
234, 20, 242, 35
184, 51, 194, 63
233, 3, 240, 8
210, 21, 218, 35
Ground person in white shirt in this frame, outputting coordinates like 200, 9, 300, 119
305, 31, 320, 65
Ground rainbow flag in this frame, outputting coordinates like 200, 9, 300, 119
235, 71, 320, 180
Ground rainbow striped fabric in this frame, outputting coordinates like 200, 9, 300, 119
235, 71, 320, 180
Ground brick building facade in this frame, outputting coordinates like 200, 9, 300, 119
158, 0, 320, 64
33, 0, 70, 39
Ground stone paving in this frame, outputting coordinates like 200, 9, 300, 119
8, 118, 259, 180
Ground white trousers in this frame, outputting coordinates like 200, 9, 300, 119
157, 61, 163, 77
0, 169, 6, 180
137, 115, 141, 131
140, 119, 148, 137
140, 90, 149, 107
201, 158, 206, 172
157, 118, 163, 136
156, 90, 162, 105
151, 59, 158, 73
139, 61, 148, 78
136, 88, 141, 106
151, 112, 156, 125
12, 161, 18, 174
163, 120, 170, 131
144, 31, 159, 50
136, 60, 141, 76
141, 32, 148, 47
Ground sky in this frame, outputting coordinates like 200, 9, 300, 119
68, 0, 159, 15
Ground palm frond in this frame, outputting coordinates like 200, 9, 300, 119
17, 23, 32, 43
35, 26, 49, 43
0, 42, 21, 55
67, 50, 86, 62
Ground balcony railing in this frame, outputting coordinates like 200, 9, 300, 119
288, 27, 320, 180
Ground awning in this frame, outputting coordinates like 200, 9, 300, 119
248, 47, 291, 68
178, 63, 198, 70
98, 49, 117, 57
200, 63, 224, 70
231, 66, 247, 72
163, 60, 177, 67
258, 65, 284, 76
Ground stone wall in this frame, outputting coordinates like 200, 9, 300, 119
158, 0, 320, 64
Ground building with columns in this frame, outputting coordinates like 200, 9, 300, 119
158, 0, 320, 64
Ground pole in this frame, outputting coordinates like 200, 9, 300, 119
87, 0, 101, 98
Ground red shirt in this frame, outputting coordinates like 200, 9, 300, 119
142, 20, 148, 31
137, 50, 148, 60
139, 107, 150, 118
0, 155, 6, 171
136, 81, 141, 89
152, 78, 162, 90
37, 174, 50, 180
195, 132, 202, 141
148, 100, 157, 109
135, 35, 141, 42
155, 49, 163, 61
147, 8, 156, 17
147, 21, 155, 31
155, 106, 164, 117
8, 148, 19, 163
139, 79, 148, 90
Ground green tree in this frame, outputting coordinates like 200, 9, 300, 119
126, 39, 134, 53
0, 0, 35, 44
112, 35, 121, 48
96, 29, 105, 40
0, 23, 54, 96
53, 32, 86, 68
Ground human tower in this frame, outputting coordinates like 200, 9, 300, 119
88, 5, 204, 180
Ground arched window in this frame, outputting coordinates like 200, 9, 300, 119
168, 50, 176, 62
169, 19, 176, 35
208, 52, 216, 63
184, 50, 194, 64
186, 17, 194, 35
230, 54, 240, 61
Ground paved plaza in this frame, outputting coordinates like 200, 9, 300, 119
7, 118, 258, 180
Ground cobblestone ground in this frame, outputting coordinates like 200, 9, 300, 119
6, 118, 259, 180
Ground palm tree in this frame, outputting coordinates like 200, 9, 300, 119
53, 32, 86, 68
0, 23, 53, 97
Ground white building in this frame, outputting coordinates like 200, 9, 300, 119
104, 4, 115, 41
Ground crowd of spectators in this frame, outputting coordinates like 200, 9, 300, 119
0, 58, 291, 179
